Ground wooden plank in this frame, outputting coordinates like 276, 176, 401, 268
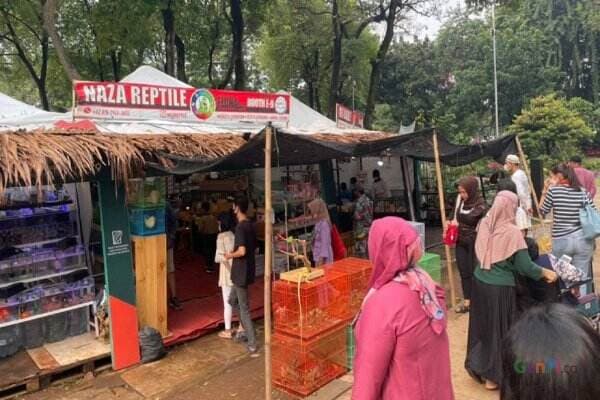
0, 351, 39, 389
27, 347, 60, 371
42, 333, 110, 367
133, 235, 168, 337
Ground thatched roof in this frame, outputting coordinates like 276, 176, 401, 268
0, 129, 246, 194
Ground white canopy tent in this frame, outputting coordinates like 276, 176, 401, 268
0, 66, 355, 135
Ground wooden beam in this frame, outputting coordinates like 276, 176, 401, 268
400, 156, 416, 221
264, 125, 273, 400
432, 131, 458, 309
515, 136, 541, 215
132, 235, 168, 337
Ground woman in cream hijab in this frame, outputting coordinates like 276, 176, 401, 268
465, 191, 557, 390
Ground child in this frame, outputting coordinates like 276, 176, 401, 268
308, 198, 333, 266
214, 212, 236, 339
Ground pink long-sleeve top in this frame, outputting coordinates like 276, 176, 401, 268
352, 282, 454, 400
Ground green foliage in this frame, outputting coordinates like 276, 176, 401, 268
0, 0, 598, 141
257, 0, 377, 112
508, 94, 594, 163
372, 104, 397, 132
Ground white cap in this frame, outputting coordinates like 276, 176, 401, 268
505, 154, 520, 165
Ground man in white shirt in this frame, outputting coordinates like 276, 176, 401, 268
505, 154, 532, 225
371, 169, 390, 199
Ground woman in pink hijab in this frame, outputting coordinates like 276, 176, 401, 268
352, 217, 454, 400
465, 191, 557, 390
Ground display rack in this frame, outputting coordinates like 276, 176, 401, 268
0, 186, 98, 353
0, 301, 98, 336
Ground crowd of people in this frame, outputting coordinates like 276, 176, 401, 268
351, 154, 600, 399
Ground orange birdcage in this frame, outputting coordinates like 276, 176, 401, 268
328, 258, 373, 320
273, 270, 350, 340
273, 324, 348, 397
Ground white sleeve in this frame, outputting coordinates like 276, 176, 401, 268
215, 236, 225, 263
514, 173, 532, 209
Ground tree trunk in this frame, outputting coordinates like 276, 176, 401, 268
110, 50, 121, 81
162, 4, 176, 77
364, 0, 400, 129
307, 80, 315, 109
590, 32, 599, 104
42, 0, 81, 81
230, 0, 245, 90
175, 34, 188, 83
38, 31, 50, 110
328, 0, 343, 119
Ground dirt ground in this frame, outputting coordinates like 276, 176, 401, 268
17, 213, 600, 400
14, 313, 497, 400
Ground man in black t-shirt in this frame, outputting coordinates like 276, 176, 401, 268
225, 197, 258, 355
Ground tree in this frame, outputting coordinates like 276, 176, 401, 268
377, 38, 440, 128
508, 94, 594, 163
42, 0, 81, 81
0, 1, 51, 109
430, 8, 561, 138
512, 0, 599, 102
258, 0, 377, 112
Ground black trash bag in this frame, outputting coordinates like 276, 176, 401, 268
0, 325, 23, 357
67, 308, 89, 337
44, 313, 68, 343
139, 326, 166, 363
22, 319, 44, 349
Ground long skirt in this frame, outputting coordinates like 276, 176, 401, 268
465, 279, 517, 384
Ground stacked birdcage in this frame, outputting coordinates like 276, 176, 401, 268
272, 258, 373, 395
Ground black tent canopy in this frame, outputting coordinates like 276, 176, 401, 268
150, 128, 517, 175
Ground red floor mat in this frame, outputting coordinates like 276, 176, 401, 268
165, 253, 264, 347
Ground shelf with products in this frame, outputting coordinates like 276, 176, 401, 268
0, 301, 96, 332
0, 200, 74, 212
0, 186, 96, 346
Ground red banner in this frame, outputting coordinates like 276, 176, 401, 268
336, 103, 364, 128
73, 81, 290, 123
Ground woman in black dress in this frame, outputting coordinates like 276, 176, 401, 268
453, 176, 486, 313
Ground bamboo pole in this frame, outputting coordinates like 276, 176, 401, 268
515, 136, 541, 215
264, 125, 273, 400
433, 131, 458, 309
401, 156, 416, 221
71, 83, 77, 121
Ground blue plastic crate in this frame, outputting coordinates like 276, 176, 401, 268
129, 207, 165, 236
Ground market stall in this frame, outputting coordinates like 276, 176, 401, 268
0, 65, 521, 398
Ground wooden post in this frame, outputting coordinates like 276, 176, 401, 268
132, 235, 168, 337
71, 83, 76, 121
264, 125, 273, 400
515, 136, 541, 215
432, 131, 458, 309
400, 157, 416, 221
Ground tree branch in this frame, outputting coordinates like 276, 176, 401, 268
354, 4, 389, 38
1, 10, 40, 84
0, 9, 42, 42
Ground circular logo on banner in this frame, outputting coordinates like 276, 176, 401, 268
275, 96, 288, 114
190, 89, 216, 120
